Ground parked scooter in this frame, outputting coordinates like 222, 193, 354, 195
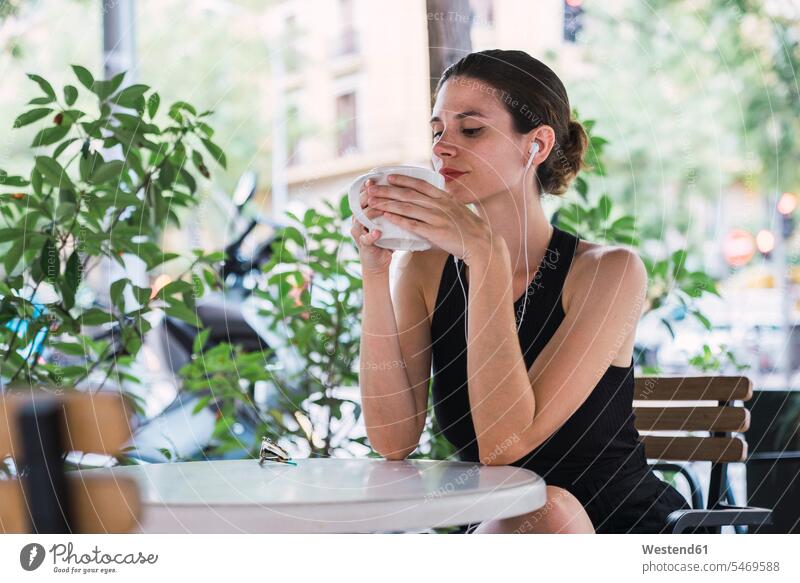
126, 171, 292, 463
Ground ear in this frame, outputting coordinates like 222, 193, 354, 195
525, 125, 556, 166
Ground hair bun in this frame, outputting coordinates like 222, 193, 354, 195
565, 119, 588, 174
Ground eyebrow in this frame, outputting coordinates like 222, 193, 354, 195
429, 110, 488, 123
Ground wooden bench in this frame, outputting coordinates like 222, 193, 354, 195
633, 375, 773, 533
0, 389, 140, 533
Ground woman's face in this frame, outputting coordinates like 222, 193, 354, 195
430, 76, 533, 204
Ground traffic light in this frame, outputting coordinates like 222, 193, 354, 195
564, 0, 584, 43
778, 192, 797, 239
756, 229, 775, 260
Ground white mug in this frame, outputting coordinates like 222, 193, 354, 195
348, 165, 445, 252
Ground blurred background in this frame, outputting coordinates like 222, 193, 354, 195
3, 0, 800, 383
1, 0, 799, 531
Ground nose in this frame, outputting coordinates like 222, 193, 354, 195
432, 130, 458, 160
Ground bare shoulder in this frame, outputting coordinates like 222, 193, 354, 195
392, 248, 450, 325
563, 239, 647, 313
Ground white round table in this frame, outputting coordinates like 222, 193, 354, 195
86, 458, 546, 533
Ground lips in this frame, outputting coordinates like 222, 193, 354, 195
440, 168, 467, 183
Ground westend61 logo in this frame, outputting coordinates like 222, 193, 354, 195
19, 542, 158, 575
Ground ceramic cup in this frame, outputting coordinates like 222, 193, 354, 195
348, 165, 444, 252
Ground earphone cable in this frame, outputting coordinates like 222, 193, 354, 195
454, 142, 539, 341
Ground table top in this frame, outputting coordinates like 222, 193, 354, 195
85, 458, 546, 533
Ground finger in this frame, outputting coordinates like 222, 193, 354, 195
359, 229, 381, 246
365, 206, 384, 220
359, 178, 374, 200
366, 183, 442, 209
381, 212, 433, 238
386, 174, 445, 198
360, 180, 376, 208
350, 217, 367, 237
371, 199, 436, 224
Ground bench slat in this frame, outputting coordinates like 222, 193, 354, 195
640, 435, 747, 463
634, 406, 750, 432
634, 376, 753, 402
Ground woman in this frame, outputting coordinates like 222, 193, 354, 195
351, 49, 689, 534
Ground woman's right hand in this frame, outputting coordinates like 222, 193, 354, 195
351, 179, 394, 276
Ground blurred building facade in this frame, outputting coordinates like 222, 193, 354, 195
262, 0, 568, 214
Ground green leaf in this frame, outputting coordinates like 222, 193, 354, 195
92, 71, 126, 100
339, 193, 352, 219
147, 92, 160, 118
192, 395, 212, 415
78, 308, 114, 326
60, 109, 85, 126
52, 341, 90, 357
200, 138, 226, 169
112, 84, 149, 108
71, 65, 95, 90
196, 122, 214, 137
27, 73, 56, 99
690, 309, 712, 331
0, 228, 24, 243
4, 239, 24, 275
164, 302, 200, 327
597, 194, 612, 222
280, 225, 305, 246
35, 156, 73, 188
610, 216, 635, 233
0, 170, 28, 187
52, 137, 80, 160
90, 160, 125, 185
178, 168, 197, 193
39, 238, 60, 283
202, 251, 225, 263
28, 96, 54, 105
64, 85, 78, 106
79, 152, 101, 182
63, 250, 81, 310
193, 328, 211, 354
671, 250, 688, 279
131, 285, 152, 306
574, 175, 588, 201
13, 108, 53, 128
31, 124, 70, 147
110, 278, 130, 310
171, 101, 197, 116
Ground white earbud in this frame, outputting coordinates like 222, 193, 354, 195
453, 140, 541, 341
526, 141, 540, 171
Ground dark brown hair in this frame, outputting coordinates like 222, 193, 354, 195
434, 49, 588, 195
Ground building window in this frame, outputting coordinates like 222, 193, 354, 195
335, 0, 358, 56
563, 0, 583, 43
283, 14, 303, 72
335, 92, 358, 156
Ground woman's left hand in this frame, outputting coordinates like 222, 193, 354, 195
366, 174, 493, 264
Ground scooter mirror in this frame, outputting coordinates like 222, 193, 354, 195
232, 170, 258, 208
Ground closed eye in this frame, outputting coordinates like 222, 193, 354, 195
432, 127, 484, 139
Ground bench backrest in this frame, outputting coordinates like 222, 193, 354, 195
0, 390, 140, 533
633, 376, 752, 463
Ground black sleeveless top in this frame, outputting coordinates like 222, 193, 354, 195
430, 225, 649, 489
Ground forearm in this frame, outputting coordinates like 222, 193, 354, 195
465, 243, 536, 463
359, 271, 422, 458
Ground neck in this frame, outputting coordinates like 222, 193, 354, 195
472, 189, 552, 277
